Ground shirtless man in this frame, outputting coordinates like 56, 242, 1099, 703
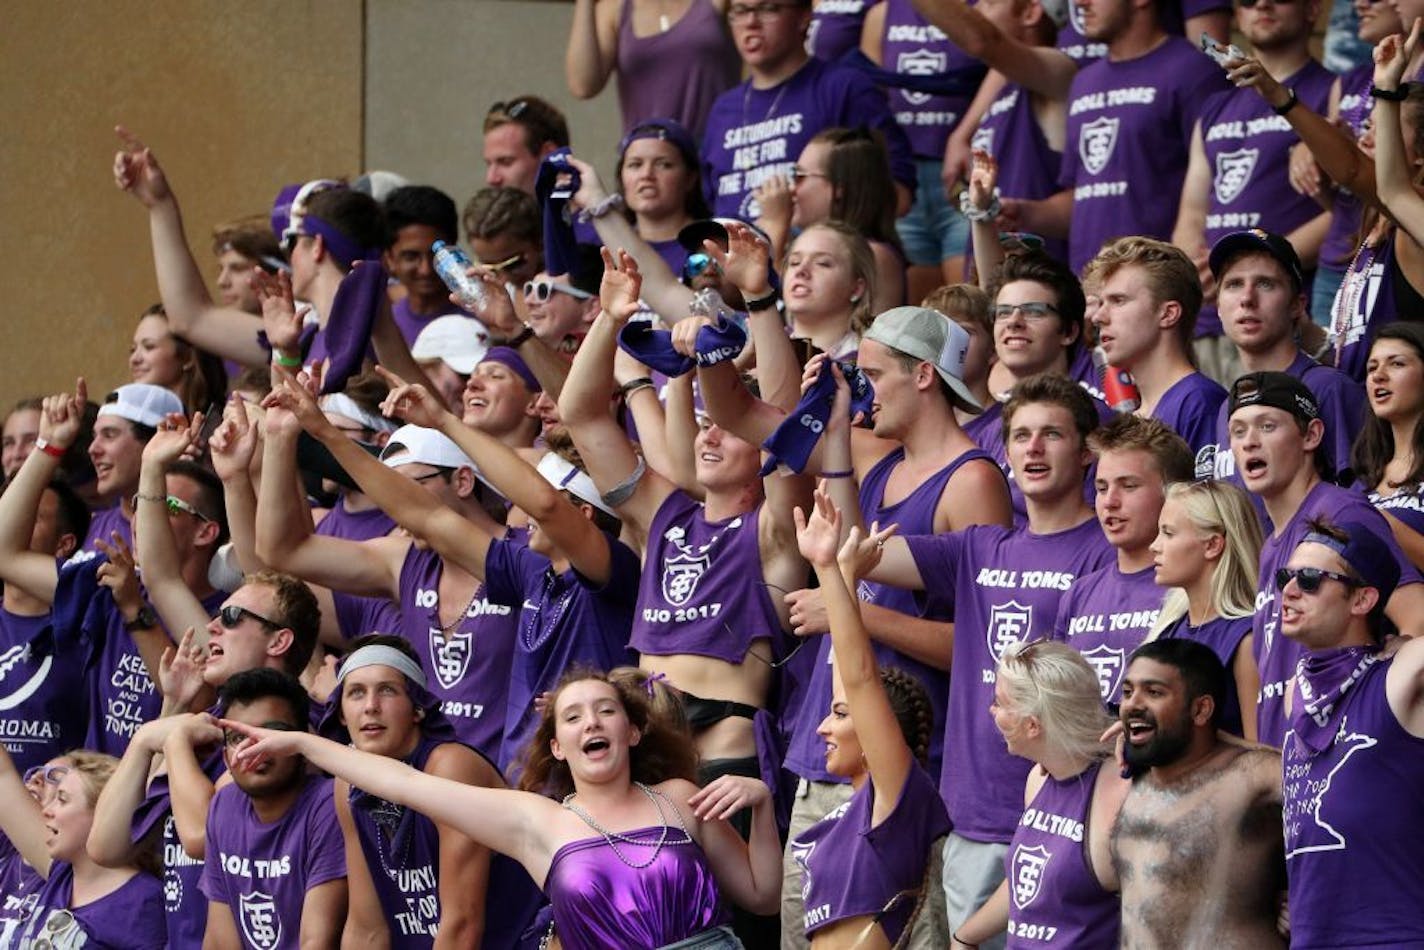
1111, 638, 1285, 948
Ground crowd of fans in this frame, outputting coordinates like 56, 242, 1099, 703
3, 0, 1424, 946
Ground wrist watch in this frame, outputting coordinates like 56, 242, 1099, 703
124, 605, 159, 632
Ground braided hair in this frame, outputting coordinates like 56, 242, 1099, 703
879, 667, 933, 766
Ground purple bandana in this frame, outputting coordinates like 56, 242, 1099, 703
320, 262, 389, 394
536, 148, 582, 277
1291, 645, 1381, 753
617, 316, 748, 378
760, 359, 873, 475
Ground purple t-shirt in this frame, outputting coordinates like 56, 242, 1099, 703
390, 297, 469, 348
906, 518, 1114, 838
880, 0, 981, 157
1147, 371, 1225, 457
702, 56, 915, 219
19, 862, 165, 949
1252, 482, 1421, 746
82, 504, 129, 554
1052, 564, 1164, 704
1197, 351, 1365, 488
1055, 0, 1229, 66
394, 546, 518, 767
972, 83, 1069, 265
792, 765, 951, 942
1005, 762, 1119, 949
1060, 37, 1228, 273
314, 497, 398, 542
1283, 655, 1424, 948
1158, 612, 1250, 736
200, 776, 347, 950
483, 534, 639, 771
0, 847, 43, 947
0, 603, 86, 774
809, 0, 882, 61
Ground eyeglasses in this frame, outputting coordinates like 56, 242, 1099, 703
135, 494, 215, 523
524, 278, 594, 302
1275, 566, 1360, 594
993, 302, 1060, 322
218, 603, 282, 630
728, 1, 799, 21
682, 252, 722, 282
487, 99, 530, 119
790, 167, 829, 184
23, 764, 69, 788
224, 720, 298, 747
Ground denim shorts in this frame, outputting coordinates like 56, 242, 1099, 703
896, 158, 970, 266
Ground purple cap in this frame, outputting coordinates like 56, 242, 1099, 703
1301, 520, 1401, 603
618, 118, 699, 170
480, 346, 541, 393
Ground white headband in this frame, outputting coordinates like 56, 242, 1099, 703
536, 452, 617, 518
336, 643, 428, 690
320, 393, 399, 435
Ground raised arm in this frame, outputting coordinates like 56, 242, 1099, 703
164, 713, 226, 859
558, 250, 678, 538
968, 149, 1007, 291
909, 0, 1077, 98
113, 127, 270, 368
88, 715, 189, 867
133, 412, 214, 637
209, 395, 263, 574
565, 0, 619, 99
0, 384, 82, 603
1373, 24, 1424, 243
715, 222, 802, 412
0, 746, 52, 878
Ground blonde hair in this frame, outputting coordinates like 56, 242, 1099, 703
996, 641, 1112, 763
1148, 480, 1264, 639
1084, 236, 1202, 351
922, 283, 992, 338
787, 221, 877, 335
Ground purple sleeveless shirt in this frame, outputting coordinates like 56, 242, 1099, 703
880, 0, 981, 157
1159, 613, 1250, 736
350, 736, 541, 948
809, 0, 882, 61
1333, 231, 1406, 383
785, 447, 991, 784
906, 518, 1115, 837
18, 862, 165, 949
396, 545, 518, 766
792, 765, 951, 942
200, 776, 347, 950
483, 534, 639, 771
1005, 763, 1118, 949
315, 497, 398, 541
1283, 654, 1424, 947
1252, 482, 1420, 746
629, 491, 782, 664
1052, 565, 1165, 704
1060, 38, 1228, 273
0, 605, 85, 774
544, 826, 726, 950
972, 83, 1069, 265
616, 0, 741, 138
1148, 372, 1226, 457
1319, 65, 1373, 272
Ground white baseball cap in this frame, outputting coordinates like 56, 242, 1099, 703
411, 316, 490, 375
97, 383, 184, 428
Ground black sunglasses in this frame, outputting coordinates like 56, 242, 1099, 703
487, 99, 529, 119
1275, 566, 1360, 594
219, 604, 282, 630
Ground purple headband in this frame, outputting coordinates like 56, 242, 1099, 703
480, 346, 542, 393
302, 214, 380, 271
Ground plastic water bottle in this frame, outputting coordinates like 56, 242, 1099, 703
690, 288, 746, 331
1093, 345, 1140, 413
432, 241, 488, 312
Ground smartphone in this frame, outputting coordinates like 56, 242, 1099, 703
1200, 32, 1246, 66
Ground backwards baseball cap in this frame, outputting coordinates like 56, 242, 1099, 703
379, 425, 476, 472
536, 451, 617, 518
412, 316, 490, 375
1227, 371, 1320, 425
1301, 520, 1401, 604
618, 119, 699, 170
863, 306, 981, 412
98, 383, 184, 428
1208, 228, 1305, 292
677, 217, 772, 254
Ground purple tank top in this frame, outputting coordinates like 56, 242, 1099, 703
971, 83, 1068, 265
351, 736, 541, 949
396, 546, 518, 766
906, 519, 1115, 838
1283, 655, 1424, 947
1004, 763, 1118, 949
1060, 38, 1228, 273
1333, 231, 1403, 382
315, 497, 398, 541
1370, 484, 1424, 537
0, 606, 86, 774
809, 0, 882, 61
792, 765, 951, 942
544, 826, 725, 950
1158, 613, 1250, 736
785, 447, 994, 784
19, 861, 166, 949
629, 491, 782, 664
1051, 565, 1165, 704
616, 0, 741, 138
1251, 482, 1420, 746
1319, 65, 1373, 271
880, 0, 980, 157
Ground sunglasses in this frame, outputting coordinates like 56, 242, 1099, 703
218, 603, 282, 630
33, 909, 78, 950
224, 720, 298, 748
487, 99, 530, 119
1275, 566, 1360, 594
728, 1, 799, 21
483, 252, 527, 274
993, 302, 1060, 322
134, 494, 214, 523
681, 252, 722, 282
524, 278, 594, 302
790, 167, 830, 183
1000, 231, 1046, 252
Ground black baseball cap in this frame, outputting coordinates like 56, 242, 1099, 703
1208, 228, 1305, 292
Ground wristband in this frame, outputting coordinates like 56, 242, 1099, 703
600, 455, 646, 509
1371, 83, 1411, 102
507, 324, 536, 348
34, 437, 64, 459
959, 186, 1002, 222
951, 934, 979, 949
1272, 88, 1299, 116
272, 351, 303, 368
577, 193, 626, 223
743, 289, 779, 312
619, 376, 655, 397
819, 469, 853, 479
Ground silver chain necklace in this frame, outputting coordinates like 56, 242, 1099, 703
560, 782, 693, 869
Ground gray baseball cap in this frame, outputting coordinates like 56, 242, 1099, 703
863, 306, 981, 412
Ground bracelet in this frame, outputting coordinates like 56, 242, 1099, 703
743, 289, 779, 312
1272, 88, 1299, 116
600, 455, 646, 509
819, 469, 853, 479
1371, 83, 1412, 102
272, 351, 303, 368
133, 492, 167, 506
959, 186, 1001, 222
577, 193, 626, 223
951, 933, 978, 949
619, 376, 655, 397
507, 323, 536, 348
34, 437, 64, 459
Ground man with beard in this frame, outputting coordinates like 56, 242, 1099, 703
198, 669, 346, 948
1111, 638, 1285, 947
